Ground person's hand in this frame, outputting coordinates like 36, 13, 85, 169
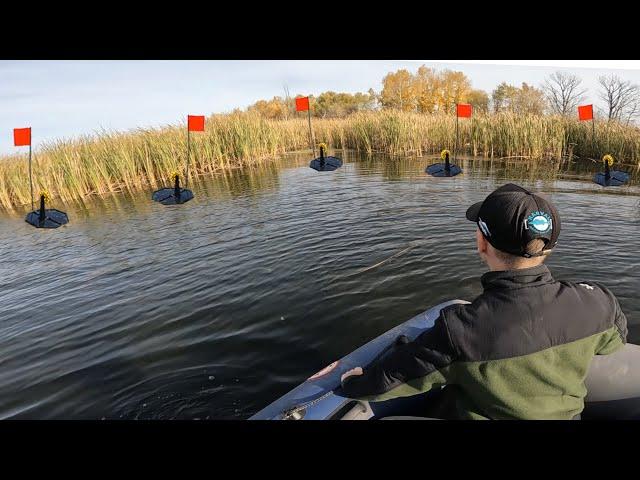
341, 367, 363, 384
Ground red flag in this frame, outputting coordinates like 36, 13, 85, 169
295, 96, 310, 112
188, 115, 205, 132
578, 104, 594, 121
14, 127, 31, 146
456, 103, 472, 118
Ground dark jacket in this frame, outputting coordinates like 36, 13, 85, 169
341, 265, 628, 419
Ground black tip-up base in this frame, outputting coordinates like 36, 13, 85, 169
425, 163, 462, 177
25, 209, 69, 228
310, 156, 343, 172
152, 188, 195, 205
593, 171, 630, 187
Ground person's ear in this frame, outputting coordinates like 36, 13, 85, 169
476, 228, 488, 257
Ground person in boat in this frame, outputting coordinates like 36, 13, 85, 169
341, 183, 629, 420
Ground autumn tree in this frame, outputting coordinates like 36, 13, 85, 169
414, 66, 441, 113
516, 83, 547, 115
314, 91, 376, 118
380, 69, 416, 111
248, 97, 289, 119
382, 66, 474, 114
438, 70, 472, 114
466, 89, 490, 114
492, 82, 547, 114
492, 82, 519, 113
542, 71, 587, 116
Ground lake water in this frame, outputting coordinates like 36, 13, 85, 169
1, 152, 639, 419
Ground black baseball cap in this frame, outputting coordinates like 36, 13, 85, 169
465, 183, 561, 258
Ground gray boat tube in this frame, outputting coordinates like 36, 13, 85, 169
249, 300, 467, 420
249, 299, 640, 420
583, 343, 640, 419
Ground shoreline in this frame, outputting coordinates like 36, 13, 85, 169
1, 110, 640, 211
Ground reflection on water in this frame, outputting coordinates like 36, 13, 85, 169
199, 161, 283, 200
0, 151, 639, 419
9, 151, 638, 220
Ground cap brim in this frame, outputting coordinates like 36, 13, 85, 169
465, 202, 482, 222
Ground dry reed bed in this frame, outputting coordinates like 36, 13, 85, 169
1, 110, 639, 211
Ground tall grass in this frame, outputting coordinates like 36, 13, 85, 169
1, 110, 639, 211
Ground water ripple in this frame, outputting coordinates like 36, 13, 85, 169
0, 153, 638, 419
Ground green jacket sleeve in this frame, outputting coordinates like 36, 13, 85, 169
596, 286, 628, 355
340, 315, 458, 402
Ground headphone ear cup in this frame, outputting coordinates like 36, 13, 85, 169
477, 218, 491, 238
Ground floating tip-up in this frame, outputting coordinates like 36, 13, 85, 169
425, 149, 462, 177
310, 143, 343, 172
25, 191, 69, 229
152, 172, 194, 205
593, 154, 629, 187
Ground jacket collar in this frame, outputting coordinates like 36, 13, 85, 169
481, 264, 554, 291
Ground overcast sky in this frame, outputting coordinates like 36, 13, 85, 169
2, 60, 640, 155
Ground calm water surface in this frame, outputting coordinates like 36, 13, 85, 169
1, 152, 639, 419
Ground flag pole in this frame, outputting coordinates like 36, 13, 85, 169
28, 143, 34, 211
185, 124, 190, 189
470, 110, 474, 157
591, 116, 596, 158
307, 104, 316, 157
454, 108, 459, 163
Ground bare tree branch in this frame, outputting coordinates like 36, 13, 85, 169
598, 74, 640, 123
542, 71, 587, 116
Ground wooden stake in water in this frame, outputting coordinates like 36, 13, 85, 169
185, 127, 190, 189
591, 117, 596, 157
471, 113, 474, 157
454, 114, 459, 163
307, 106, 316, 158
28, 143, 34, 212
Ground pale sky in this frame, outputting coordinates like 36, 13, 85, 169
2, 60, 640, 155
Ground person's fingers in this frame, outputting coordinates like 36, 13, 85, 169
341, 367, 364, 383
